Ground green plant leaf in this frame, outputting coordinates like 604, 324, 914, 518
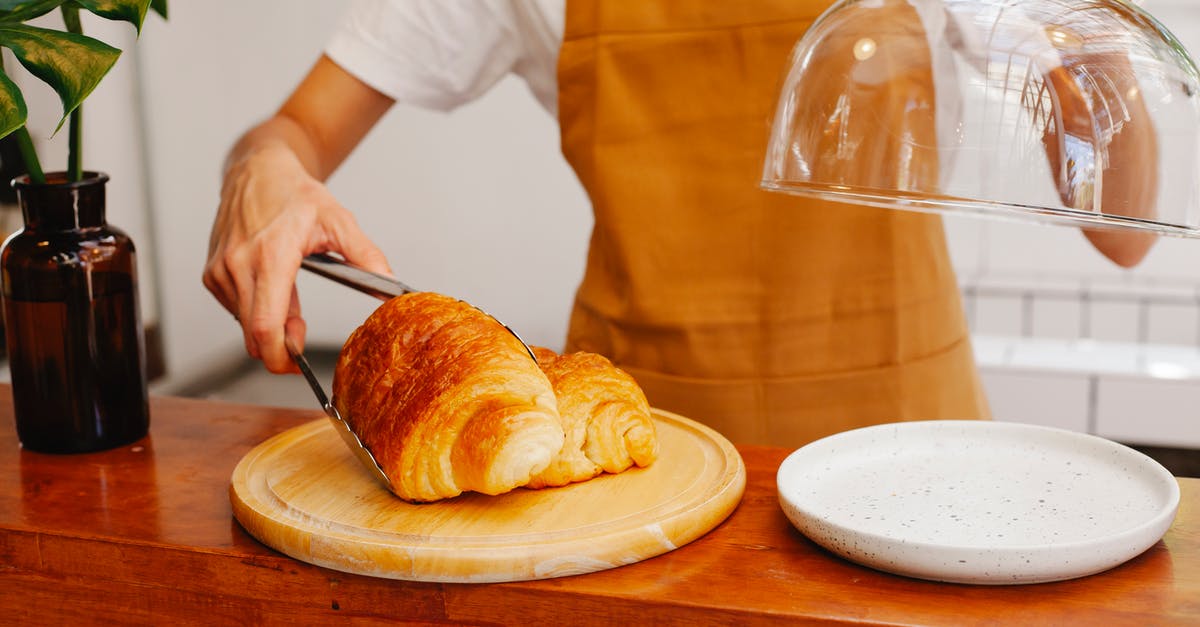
149, 0, 163, 19
0, 0, 65, 23
0, 69, 28, 139
0, 23, 119, 134
72, 0, 149, 33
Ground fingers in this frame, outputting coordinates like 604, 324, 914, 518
206, 195, 385, 373
205, 143, 390, 373
229, 229, 304, 373
284, 287, 307, 375
202, 255, 238, 317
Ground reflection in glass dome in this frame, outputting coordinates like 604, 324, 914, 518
762, 0, 1200, 236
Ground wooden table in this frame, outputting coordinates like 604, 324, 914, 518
1, 386, 1196, 625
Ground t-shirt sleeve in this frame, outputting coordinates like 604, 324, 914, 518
325, 0, 527, 111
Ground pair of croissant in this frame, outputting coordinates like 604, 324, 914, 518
332, 293, 659, 502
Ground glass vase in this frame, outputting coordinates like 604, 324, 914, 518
1, 171, 149, 453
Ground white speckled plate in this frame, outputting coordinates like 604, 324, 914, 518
777, 421, 1180, 585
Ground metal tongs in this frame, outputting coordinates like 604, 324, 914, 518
299, 253, 537, 362
287, 253, 537, 489
286, 337, 392, 489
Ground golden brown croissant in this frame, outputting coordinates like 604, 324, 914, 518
332, 292, 564, 502
526, 346, 659, 489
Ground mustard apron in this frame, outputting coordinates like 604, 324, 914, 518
556, 0, 990, 447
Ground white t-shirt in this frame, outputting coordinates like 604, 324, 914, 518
325, 0, 1065, 184
325, 0, 566, 115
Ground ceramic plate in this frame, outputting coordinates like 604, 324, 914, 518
776, 420, 1180, 584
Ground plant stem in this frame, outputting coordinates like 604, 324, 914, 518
67, 98, 82, 181
13, 127, 44, 184
62, 4, 83, 182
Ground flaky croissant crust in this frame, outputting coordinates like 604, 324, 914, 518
527, 347, 659, 489
333, 293, 562, 502
333, 293, 658, 502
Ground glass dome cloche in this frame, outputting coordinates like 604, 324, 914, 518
761, 0, 1200, 236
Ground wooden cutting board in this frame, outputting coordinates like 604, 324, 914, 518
230, 409, 745, 583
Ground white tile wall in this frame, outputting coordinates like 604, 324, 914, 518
973, 294, 1025, 336
1095, 376, 1200, 449
1146, 303, 1199, 347
1030, 297, 1082, 340
1087, 300, 1143, 343
983, 369, 1091, 433
1009, 338, 1141, 375
973, 334, 1200, 446
1141, 345, 1200, 379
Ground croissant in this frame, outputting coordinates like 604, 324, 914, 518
333, 292, 659, 503
526, 346, 659, 488
332, 292, 564, 502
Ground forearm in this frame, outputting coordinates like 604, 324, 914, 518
224, 54, 393, 184
205, 55, 393, 372
223, 115, 326, 183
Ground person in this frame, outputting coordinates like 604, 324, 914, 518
204, 0, 1157, 447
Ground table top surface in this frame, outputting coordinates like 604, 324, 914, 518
1, 385, 1197, 625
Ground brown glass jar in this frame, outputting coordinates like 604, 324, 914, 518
1, 172, 149, 453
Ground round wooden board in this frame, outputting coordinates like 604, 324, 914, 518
230, 409, 746, 583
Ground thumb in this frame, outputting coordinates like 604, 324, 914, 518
342, 242, 392, 279
325, 212, 392, 278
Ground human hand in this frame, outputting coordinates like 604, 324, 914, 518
203, 142, 391, 373
1041, 51, 1159, 266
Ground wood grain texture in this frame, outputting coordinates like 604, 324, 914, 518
1, 386, 1198, 625
230, 410, 745, 582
